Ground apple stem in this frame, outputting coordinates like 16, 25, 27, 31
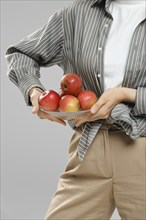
63, 84, 67, 88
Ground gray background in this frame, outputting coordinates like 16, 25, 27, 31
1, 1, 120, 219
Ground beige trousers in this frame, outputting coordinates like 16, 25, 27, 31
44, 123, 146, 220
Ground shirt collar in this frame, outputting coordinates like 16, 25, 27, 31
91, 0, 146, 21
91, 0, 103, 6
91, 0, 112, 14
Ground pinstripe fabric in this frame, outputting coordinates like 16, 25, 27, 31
5, 0, 146, 161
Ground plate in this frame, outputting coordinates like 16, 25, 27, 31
40, 109, 90, 120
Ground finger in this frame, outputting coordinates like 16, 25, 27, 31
75, 115, 90, 127
31, 96, 40, 114
37, 110, 66, 126
92, 105, 110, 120
90, 99, 104, 114
29, 89, 43, 114
32, 103, 40, 114
50, 115, 66, 126
72, 116, 83, 122
73, 113, 90, 125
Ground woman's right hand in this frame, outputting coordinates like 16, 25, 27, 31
29, 87, 66, 126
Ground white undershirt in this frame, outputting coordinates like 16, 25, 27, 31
104, 0, 146, 91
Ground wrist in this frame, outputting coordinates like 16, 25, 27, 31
29, 87, 44, 97
120, 87, 136, 103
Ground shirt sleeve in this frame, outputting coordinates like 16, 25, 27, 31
5, 9, 64, 106
106, 103, 146, 138
131, 87, 146, 116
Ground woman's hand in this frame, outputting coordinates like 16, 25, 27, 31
29, 87, 66, 126
74, 87, 136, 127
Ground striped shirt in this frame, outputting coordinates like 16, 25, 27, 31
5, 0, 146, 161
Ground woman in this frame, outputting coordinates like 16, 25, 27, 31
6, 0, 146, 219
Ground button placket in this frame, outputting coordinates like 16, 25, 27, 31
97, 19, 113, 92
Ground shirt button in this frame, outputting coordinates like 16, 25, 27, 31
97, 74, 101, 77
98, 47, 102, 51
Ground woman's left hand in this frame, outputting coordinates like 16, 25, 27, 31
74, 87, 136, 127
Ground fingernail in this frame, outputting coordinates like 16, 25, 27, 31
32, 108, 37, 114
60, 121, 66, 126
32, 109, 35, 114
91, 107, 96, 114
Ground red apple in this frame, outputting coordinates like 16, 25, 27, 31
39, 90, 60, 111
60, 73, 82, 96
59, 95, 80, 112
59, 90, 66, 98
77, 90, 98, 110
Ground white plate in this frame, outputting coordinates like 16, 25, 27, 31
40, 109, 90, 120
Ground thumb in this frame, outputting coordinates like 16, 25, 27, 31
32, 105, 39, 114
90, 100, 102, 114
31, 98, 40, 114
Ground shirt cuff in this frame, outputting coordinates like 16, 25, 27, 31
131, 87, 146, 116
18, 74, 46, 106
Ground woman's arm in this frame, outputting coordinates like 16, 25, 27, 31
130, 87, 146, 116
5, 9, 64, 106
73, 87, 139, 127
118, 87, 136, 103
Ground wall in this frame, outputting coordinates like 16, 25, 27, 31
1, 1, 120, 219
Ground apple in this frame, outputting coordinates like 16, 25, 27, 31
60, 73, 82, 96
59, 90, 66, 98
59, 95, 80, 112
77, 90, 98, 110
39, 90, 60, 111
